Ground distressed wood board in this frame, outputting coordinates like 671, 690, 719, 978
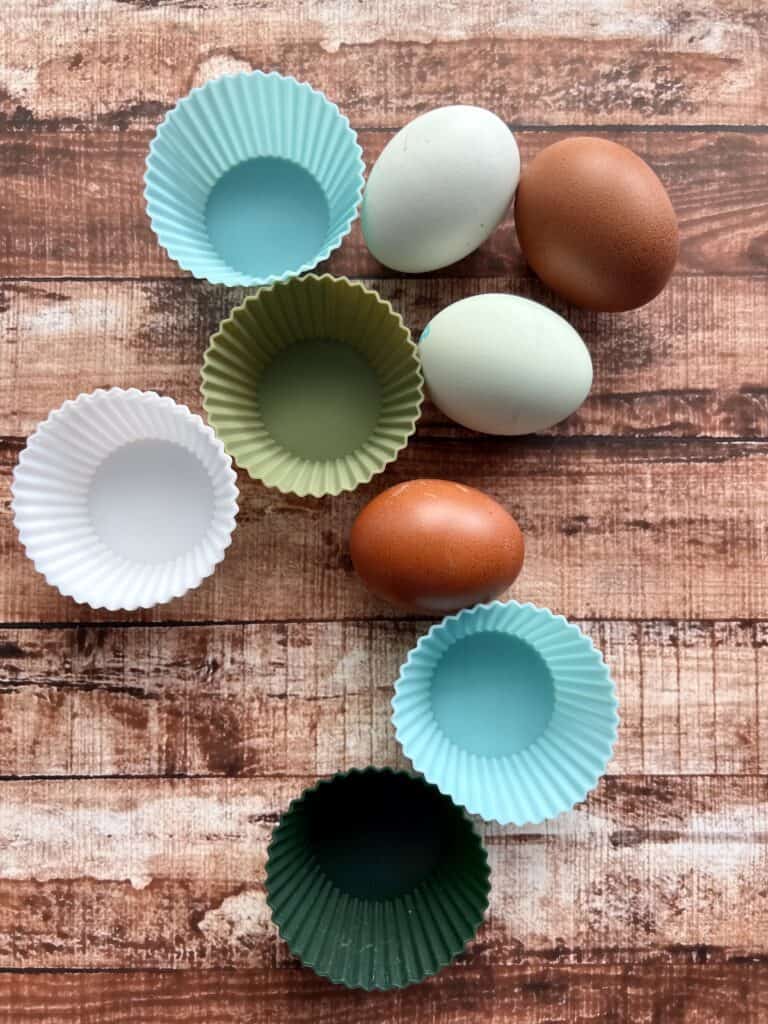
0, 1, 766, 1021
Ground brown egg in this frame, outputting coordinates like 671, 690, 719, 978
514, 137, 679, 312
349, 479, 524, 614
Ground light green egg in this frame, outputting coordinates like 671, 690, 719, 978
420, 293, 593, 435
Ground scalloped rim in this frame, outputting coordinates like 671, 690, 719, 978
143, 70, 365, 286
392, 600, 620, 827
201, 273, 424, 497
264, 766, 491, 991
11, 387, 240, 611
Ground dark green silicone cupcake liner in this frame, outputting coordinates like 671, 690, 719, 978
201, 275, 423, 497
265, 767, 490, 990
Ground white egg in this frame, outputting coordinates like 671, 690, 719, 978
420, 294, 593, 435
361, 106, 520, 273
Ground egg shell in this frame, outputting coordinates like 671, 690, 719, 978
419, 293, 592, 435
514, 137, 679, 312
361, 106, 520, 273
350, 479, 524, 614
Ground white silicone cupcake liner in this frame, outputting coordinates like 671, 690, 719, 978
12, 388, 239, 610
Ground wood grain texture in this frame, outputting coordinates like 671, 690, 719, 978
0, 775, 765, 969
0, 0, 765, 129
0, 619, 765, 779
2, 436, 766, 624
2, 275, 767, 441
2, 0, 767, 1017
2, 130, 766, 279
1, 963, 767, 1024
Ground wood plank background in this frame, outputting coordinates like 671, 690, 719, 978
0, 0, 766, 1020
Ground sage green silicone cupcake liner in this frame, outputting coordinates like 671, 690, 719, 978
201, 274, 424, 497
265, 767, 490, 991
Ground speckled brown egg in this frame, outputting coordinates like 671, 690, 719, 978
349, 479, 524, 614
514, 137, 679, 312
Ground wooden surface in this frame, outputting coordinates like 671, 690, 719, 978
1, 0, 766, 1020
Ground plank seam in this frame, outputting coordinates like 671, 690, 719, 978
0, 771, 763, 782
3, 435, 767, 449
2, 121, 768, 135
1, 271, 766, 284
0, 616, 767, 630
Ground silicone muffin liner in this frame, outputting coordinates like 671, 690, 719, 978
265, 767, 490, 990
11, 388, 239, 611
201, 274, 424, 497
392, 601, 619, 825
144, 71, 365, 286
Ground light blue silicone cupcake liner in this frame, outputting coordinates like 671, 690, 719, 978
392, 600, 619, 826
144, 71, 365, 286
